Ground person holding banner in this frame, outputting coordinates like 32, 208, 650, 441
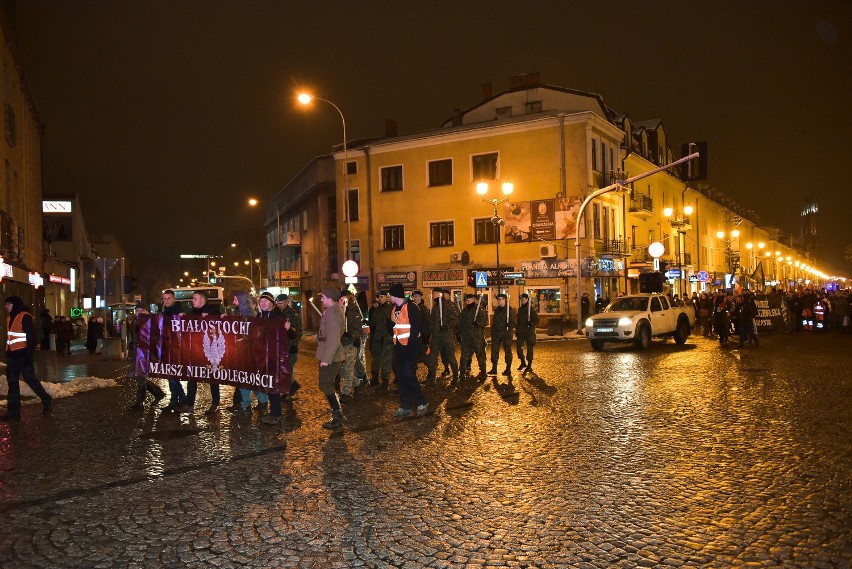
184, 291, 222, 414
160, 289, 189, 413
316, 287, 347, 429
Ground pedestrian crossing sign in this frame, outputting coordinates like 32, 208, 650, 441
475, 271, 488, 288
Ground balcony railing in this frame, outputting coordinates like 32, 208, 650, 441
596, 239, 632, 257
630, 193, 653, 214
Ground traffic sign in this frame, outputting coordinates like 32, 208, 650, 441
475, 271, 488, 288
697, 270, 710, 282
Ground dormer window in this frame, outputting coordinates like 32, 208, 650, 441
496, 106, 512, 119
524, 101, 542, 113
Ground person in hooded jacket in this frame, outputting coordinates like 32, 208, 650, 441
226, 290, 256, 411
236, 291, 274, 415
260, 292, 298, 426
3, 296, 53, 421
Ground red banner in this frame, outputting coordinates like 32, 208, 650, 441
135, 314, 290, 394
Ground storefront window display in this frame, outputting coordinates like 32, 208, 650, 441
525, 287, 562, 314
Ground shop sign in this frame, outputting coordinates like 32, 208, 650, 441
376, 271, 417, 289
519, 259, 578, 278
29, 272, 44, 289
42, 200, 72, 213
422, 269, 465, 288
49, 274, 72, 285
276, 271, 301, 280
280, 280, 300, 287
0, 256, 12, 281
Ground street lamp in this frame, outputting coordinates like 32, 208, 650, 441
716, 229, 740, 284
297, 91, 352, 264
663, 204, 693, 296
476, 180, 514, 295
247, 198, 283, 288
230, 243, 256, 291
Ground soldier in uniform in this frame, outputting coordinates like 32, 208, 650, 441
458, 293, 488, 381
488, 293, 517, 377
338, 289, 365, 402
426, 287, 460, 384
516, 293, 540, 374
369, 290, 394, 390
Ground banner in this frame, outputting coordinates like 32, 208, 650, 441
135, 314, 290, 394
753, 293, 788, 333
502, 197, 585, 243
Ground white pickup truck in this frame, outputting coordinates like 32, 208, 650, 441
584, 294, 695, 350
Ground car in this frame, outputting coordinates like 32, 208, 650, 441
584, 293, 695, 350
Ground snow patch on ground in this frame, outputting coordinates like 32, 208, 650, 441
0, 374, 118, 405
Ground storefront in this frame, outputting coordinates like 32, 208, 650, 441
1, 255, 46, 357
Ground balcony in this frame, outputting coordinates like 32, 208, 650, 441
629, 193, 654, 218
596, 239, 632, 258
630, 245, 653, 264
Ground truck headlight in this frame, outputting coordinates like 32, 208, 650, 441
585, 318, 594, 328
618, 317, 633, 326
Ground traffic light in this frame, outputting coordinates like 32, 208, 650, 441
467, 269, 476, 288
682, 141, 708, 181
209, 271, 217, 284
659, 260, 669, 274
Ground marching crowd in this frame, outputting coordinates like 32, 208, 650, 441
5, 284, 847, 426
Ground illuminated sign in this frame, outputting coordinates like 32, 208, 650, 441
70, 307, 83, 317
69, 267, 76, 292
49, 274, 73, 285
0, 256, 12, 281
42, 200, 73, 213
29, 272, 44, 289
83, 298, 93, 310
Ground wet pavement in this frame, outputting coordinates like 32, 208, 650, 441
0, 331, 849, 568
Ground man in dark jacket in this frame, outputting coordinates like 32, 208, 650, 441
3, 296, 53, 421
515, 293, 540, 374
184, 291, 222, 413
160, 289, 188, 412
489, 293, 517, 377
389, 283, 428, 418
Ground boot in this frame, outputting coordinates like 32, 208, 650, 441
323, 410, 346, 429
502, 367, 512, 377
487, 366, 498, 375
441, 367, 451, 378
288, 380, 301, 397
516, 358, 526, 370
525, 362, 533, 374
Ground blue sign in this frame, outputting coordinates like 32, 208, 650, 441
475, 271, 488, 288
697, 270, 710, 282
665, 269, 681, 278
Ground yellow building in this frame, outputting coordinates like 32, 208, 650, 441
288, 74, 830, 328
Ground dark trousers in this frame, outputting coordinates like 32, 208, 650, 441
491, 334, 513, 367
5, 355, 52, 416
516, 331, 536, 364
185, 381, 220, 407
426, 333, 458, 379
393, 344, 426, 410
134, 376, 165, 406
167, 380, 186, 405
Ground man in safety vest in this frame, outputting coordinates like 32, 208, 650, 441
388, 283, 428, 418
3, 296, 53, 421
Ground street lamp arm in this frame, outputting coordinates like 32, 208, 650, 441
574, 151, 699, 333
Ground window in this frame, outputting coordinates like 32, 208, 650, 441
346, 161, 357, 175
524, 101, 542, 113
383, 225, 404, 250
347, 189, 359, 221
496, 106, 512, 119
591, 139, 598, 171
345, 239, 361, 265
430, 221, 454, 247
651, 297, 662, 312
327, 196, 338, 273
593, 203, 601, 239
474, 218, 500, 244
525, 287, 562, 314
428, 159, 453, 187
602, 206, 610, 241
381, 165, 403, 192
471, 152, 498, 181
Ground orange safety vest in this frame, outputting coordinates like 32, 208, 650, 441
392, 303, 412, 345
6, 312, 30, 351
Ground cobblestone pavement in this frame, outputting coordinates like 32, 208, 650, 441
0, 331, 849, 568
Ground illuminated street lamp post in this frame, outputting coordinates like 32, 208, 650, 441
297, 92, 352, 264
230, 243, 256, 291
716, 229, 740, 286
476, 180, 514, 294
663, 204, 693, 296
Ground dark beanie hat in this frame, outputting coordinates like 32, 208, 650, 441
321, 287, 341, 301
389, 283, 406, 299
259, 291, 275, 303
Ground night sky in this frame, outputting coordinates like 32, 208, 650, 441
13, 2, 852, 274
